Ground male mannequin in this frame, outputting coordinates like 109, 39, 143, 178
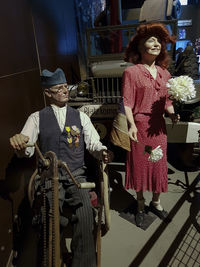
10, 68, 112, 266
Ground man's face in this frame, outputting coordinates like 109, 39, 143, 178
47, 83, 69, 106
143, 36, 161, 56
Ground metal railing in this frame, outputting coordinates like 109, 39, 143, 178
91, 76, 122, 104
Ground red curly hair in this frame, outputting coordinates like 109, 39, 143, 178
124, 22, 176, 69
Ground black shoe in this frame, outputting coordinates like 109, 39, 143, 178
135, 211, 145, 227
149, 202, 169, 221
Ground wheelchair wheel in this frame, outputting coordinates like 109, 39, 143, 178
102, 162, 110, 231
96, 162, 111, 267
28, 168, 38, 207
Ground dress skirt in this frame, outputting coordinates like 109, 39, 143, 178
125, 113, 168, 193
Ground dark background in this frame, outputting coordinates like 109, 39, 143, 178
1, 0, 200, 266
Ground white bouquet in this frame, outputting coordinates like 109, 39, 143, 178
166, 75, 196, 102
144, 145, 163, 162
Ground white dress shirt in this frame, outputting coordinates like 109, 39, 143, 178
21, 104, 107, 159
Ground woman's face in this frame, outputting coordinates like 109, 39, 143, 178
141, 36, 161, 57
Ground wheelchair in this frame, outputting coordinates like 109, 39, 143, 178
27, 143, 110, 267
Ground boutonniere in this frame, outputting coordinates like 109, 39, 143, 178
137, 142, 163, 162
144, 145, 163, 162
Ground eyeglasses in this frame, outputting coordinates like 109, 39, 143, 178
49, 83, 69, 94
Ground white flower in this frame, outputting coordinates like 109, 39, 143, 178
148, 145, 163, 162
166, 75, 196, 102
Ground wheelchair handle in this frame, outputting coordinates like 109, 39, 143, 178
26, 143, 96, 189
58, 161, 96, 189
26, 142, 50, 167
79, 182, 95, 189
26, 142, 35, 147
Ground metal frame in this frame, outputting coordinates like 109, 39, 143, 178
27, 143, 110, 267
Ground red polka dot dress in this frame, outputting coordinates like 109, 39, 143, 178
122, 64, 172, 193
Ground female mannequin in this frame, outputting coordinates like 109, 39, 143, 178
122, 23, 179, 227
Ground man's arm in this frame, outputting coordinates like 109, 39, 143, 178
80, 111, 113, 163
9, 112, 39, 157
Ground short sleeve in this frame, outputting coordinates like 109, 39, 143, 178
122, 68, 136, 109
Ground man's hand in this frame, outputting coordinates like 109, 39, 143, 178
102, 150, 114, 163
9, 133, 29, 151
169, 113, 180, 124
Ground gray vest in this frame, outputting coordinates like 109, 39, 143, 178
39, 106, 85, 172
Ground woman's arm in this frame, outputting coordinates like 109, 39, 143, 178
124, 106, 138, 142
166, 105, 180, 123
122, 68, 138, 142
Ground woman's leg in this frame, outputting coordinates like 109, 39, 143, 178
136, 191, 145, 212
150, 193, 168, 220
152, 193, 163, 211
135, 191, 145, 227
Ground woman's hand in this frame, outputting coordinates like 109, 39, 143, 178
128, 125, 138, 142
169, 113, 180, 124
124, 106, 138, 142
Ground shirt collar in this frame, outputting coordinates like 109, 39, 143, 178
51, 104, 67, 112
138, 64, 163, 91
138, 64, 162, 79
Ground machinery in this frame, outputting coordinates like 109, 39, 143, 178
27, 143, 110, 267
